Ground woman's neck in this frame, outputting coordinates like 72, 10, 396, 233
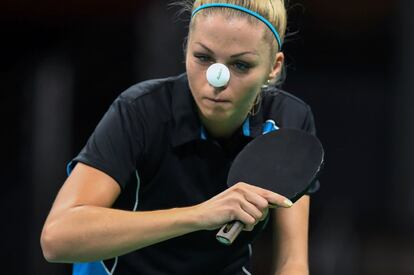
199, 112, 248, 139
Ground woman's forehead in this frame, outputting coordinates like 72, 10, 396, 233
190, 14, 268, 52
191, 11, 266, 33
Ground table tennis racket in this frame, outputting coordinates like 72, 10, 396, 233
216, 128, 324, 245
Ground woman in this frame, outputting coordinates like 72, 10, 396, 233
41, 0, 317, 274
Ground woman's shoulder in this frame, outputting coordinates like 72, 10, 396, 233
117, 74, 187, 104
262, 87, 312, 114
259, 87, 316, 133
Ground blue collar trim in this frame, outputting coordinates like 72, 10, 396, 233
242, 116, 250, 137
262, 119, 279, 134
199, 117, 279, 140
200, 125, 208, 140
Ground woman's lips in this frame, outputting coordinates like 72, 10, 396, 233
204, 97, 230, 103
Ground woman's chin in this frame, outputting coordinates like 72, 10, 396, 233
199, 107, 232, 122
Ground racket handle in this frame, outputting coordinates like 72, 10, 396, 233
216, 221, 244, 245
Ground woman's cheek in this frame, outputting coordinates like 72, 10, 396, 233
233, 86, 257, 110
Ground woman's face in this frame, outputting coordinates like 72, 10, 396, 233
186, 13, 283, 128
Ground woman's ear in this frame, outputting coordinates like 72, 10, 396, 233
269, 52, 285, 81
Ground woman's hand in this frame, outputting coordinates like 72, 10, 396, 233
192, 182, 293, 231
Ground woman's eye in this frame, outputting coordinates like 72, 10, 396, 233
194, 54, 211, 63
233, 62, 251, 72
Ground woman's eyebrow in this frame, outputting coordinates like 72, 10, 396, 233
230, 51, 259, 58
195, 42, 214, 53
194, 42, 258, 57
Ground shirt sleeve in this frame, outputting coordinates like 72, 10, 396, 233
71, 96, 145, 189
301, 106, 321, 194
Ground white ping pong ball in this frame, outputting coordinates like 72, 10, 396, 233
206, 63, 230, 88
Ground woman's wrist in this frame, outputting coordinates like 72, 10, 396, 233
171, 205, 205, 233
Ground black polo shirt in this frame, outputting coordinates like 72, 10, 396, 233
69, 73, 319, 275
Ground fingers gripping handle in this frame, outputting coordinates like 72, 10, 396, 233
216, 221, 244, 245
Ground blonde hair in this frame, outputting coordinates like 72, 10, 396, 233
177, 0, 287, 53
174, 0, 288, 86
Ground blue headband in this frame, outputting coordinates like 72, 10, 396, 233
191, 3, 282, 50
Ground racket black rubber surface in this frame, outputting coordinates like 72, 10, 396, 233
216, 128, 324, 245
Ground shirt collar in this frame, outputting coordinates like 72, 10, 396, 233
200, 116, 256, 141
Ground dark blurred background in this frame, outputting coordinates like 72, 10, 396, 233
2, 0, 413, 274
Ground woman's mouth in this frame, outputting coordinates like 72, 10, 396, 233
205, 97, 230, 103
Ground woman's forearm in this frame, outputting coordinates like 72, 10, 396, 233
41, 205, 200, 263
274, 263, 309, 275
272, 196, 310, 275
